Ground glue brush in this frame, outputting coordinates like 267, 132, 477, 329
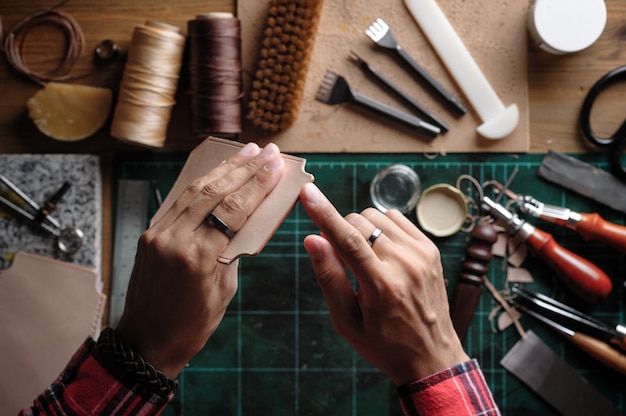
511, 285, 626, 352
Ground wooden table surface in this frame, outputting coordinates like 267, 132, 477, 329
1, 0, 626, 318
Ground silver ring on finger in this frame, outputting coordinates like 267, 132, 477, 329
368, 227, 383, 246
207, 213, 236, 239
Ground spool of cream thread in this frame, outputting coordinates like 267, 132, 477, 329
111, 21, 185, 148
528, 0, 607, 55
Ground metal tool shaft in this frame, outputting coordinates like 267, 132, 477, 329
520, 196, 626, 254
512, 285, 626, 350
520, 307, 626, 375
349, 51, 449, 132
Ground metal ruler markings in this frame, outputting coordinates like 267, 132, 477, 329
109, 179, 150, 327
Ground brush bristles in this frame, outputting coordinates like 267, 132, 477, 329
247, 0, 324, 132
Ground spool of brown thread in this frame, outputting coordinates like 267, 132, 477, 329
187, 13, 243, 137
111, 21, 185, 148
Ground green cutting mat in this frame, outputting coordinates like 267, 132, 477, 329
114, 152, 625, 415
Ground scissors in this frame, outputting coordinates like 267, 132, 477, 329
580, 65, 626, 183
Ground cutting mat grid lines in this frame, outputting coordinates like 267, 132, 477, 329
114, 153, 624, 415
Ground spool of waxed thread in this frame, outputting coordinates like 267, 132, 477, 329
111, 21, 185, 148
187, 13, 242, 136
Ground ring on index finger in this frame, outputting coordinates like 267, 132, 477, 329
368, 227, 383, 246
207, 213, 236, 239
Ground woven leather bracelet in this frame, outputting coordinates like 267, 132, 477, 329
97, 327, 178, 397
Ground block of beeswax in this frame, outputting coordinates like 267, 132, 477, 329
27, 83, 113, 141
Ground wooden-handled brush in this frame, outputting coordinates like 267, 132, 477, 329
247, 0, 324, 132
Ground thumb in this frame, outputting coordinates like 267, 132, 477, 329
304, 235, 361, 329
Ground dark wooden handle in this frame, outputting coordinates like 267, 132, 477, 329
577, 212, 626, 255
450, 223, 497, 343
526, 227, 612, 303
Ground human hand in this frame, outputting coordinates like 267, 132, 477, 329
115, 142, 285, 379
300, 183, 469, 386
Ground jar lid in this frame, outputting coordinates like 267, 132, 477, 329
370, 164, 421, 213
416, 184, 467, 237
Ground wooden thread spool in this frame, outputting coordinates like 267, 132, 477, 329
450, 223, 498, 343
110, 21, 185, 148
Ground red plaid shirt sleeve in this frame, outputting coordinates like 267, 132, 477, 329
19, 337, 172, 415
20, 340, 496, 416
398, 359, 501, 416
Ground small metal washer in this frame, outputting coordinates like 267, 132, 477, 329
94, 39, 120, 62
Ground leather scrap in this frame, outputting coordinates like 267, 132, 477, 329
0, 252, 105, 415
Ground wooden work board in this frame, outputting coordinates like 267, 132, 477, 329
1, 1, 626, 156
238, 0, 530, 153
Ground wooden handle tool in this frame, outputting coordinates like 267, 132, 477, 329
521, 307, 626, 376
482, 196, 613, 303
450, 223, 498, 343
519, 195, 626, 255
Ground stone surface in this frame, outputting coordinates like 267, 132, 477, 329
0, 154, 101, 276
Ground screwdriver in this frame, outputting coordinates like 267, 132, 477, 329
519, 195, 626, 255
481, 196, 613, 303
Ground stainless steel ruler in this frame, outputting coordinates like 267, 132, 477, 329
109, 179, 150, 327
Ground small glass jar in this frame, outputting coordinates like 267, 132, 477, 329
370, 164, 421, 214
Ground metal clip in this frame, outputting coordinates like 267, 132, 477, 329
481, 196, 526, 233
517, 195, 582, 227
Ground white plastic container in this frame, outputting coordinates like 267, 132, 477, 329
528, 0, 607, 54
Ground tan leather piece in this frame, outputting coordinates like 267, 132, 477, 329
150, 137, 314, 264
0, 252, 105, 415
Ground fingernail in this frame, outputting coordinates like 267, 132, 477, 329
238, 142, 259, 156
261, 144, 282, 170
303, 236, 323, 260
264, 154, 284, 171
260, 143, 278, 156
302, 183, 322, 205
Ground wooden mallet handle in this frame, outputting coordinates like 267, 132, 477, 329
450, 223, 498, 343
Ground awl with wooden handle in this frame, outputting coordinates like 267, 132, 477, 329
519, 195, 626, 255
511, 285, 626, 352
519, 307, 626, 376
481, 196, 613, 303
450, 223, 497, 343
